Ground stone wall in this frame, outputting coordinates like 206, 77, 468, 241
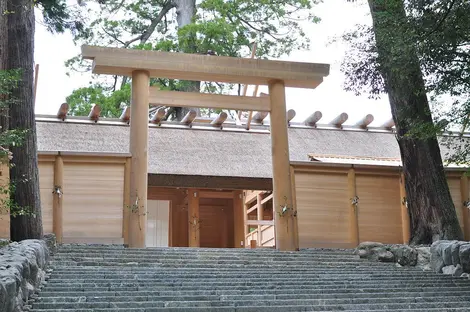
430, 240, 470, 277
0, 234, 55, 312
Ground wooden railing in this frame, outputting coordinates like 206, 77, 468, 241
245, 221, 275, 248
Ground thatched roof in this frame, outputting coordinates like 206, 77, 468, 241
35, 117, 466, 178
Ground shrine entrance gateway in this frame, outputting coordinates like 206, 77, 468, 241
81, 45, 330, 251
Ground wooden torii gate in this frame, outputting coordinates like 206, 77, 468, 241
81, 45, 330, 251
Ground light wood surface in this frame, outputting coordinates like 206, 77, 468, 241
348, 168, 359, 247
39, 162, 54, 234
399, 173, 410, 244
82, 45, 329, 88
269, 80, 297, 251
149, 88, 270, 112
62, 163, 124, 241
356, 174, 402, 244
53, 156, 64, 243
188, 189, 200, 247
128, 70, 150, 248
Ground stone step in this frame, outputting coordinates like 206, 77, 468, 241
40, 280, 470, 292
28, 308, 470, 312
43, 273, 463, 283
35, 289, 470, 303
36, 286, 470, 298
31, 297, 470, 310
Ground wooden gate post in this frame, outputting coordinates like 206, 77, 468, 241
188, 189, 200, 247
233, 191, 244, 248
53, 155, 63, 243
128, 70, 150, 248
460, 174, 470, 240
268, 79, 298, 251
400, 172, 410, 244
348, 168, 359, 247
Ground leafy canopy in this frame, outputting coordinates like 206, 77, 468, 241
340, 0, 470, 163
65, 0, 321, 118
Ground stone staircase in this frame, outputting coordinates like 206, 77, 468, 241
30, 244, 470, 311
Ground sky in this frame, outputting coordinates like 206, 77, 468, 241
33, 0, 393, 126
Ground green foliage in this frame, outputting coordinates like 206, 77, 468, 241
64, 0, 321, 118
339, 0, 470, 164
66, 84, 131, 118
35, 0, 84, 34
0, 69, 32, 219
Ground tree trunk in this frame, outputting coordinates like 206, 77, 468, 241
368, 0, 463, 244
8, 0, 43, 240
174, 0, 200, 120
0, 0, 8, 128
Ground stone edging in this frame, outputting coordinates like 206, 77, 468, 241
0, 234, 56, 312
354, 241, 431, 270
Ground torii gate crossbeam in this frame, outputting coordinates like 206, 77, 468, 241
81, 45, 330, 251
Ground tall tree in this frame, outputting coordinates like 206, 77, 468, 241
65, 0, 320, 119
7, 0, 43, 240
344, 0, 464, 243
4, 0, 81, 240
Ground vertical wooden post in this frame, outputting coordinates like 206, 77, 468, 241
128, 70, 150, 248
243, 192, 248, 247
268, 79, 297, 251
290, 166, 299, 250
122, 157, 131, 245
460, 174, 470, 240
53, 155, 63, 244
257, 193, 263, 247
233, 191, 244, 248
188, 189, 200, 247
399, 172, 410, 244
348, 168, 359, 247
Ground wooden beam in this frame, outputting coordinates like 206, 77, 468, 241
257, 193, 263, 247
149, 88, 270, 112
290, 165, 298, 251
355, 114, 374, 129
57, 103, 68, 120
53, 155, 64, 244
82, 45, 330, 89
120, 106, 131, 123
181, 110, 197, 125
304, 111, 322, 126
34, 64, 39, 106
122, 157, 131, 245
269, 80, 297, 251
245, 85, 260, 130
238, 42, 258, 119
210, 112, 228, 127
88, 104, 101, 121
253, 111, 269, 123
400, 172, 410, 244
246, 205, 258, 215
246, 220, 274, 226
286, 109, 296, 123
150, 107, 166, 124
261, 194, 273, 205
348, 168, 359, 247
382, 118, 395, 128
199, 190, 234, 199
244, 190, 260, 205
461, 174, 470, 240
188, 189, 200, 247
233, 190, 245, 248
330, 113, 348, 127
128, 70, 149, 248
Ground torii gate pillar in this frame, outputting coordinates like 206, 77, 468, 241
269, 79, 299, 251
128, 70, 150, 248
